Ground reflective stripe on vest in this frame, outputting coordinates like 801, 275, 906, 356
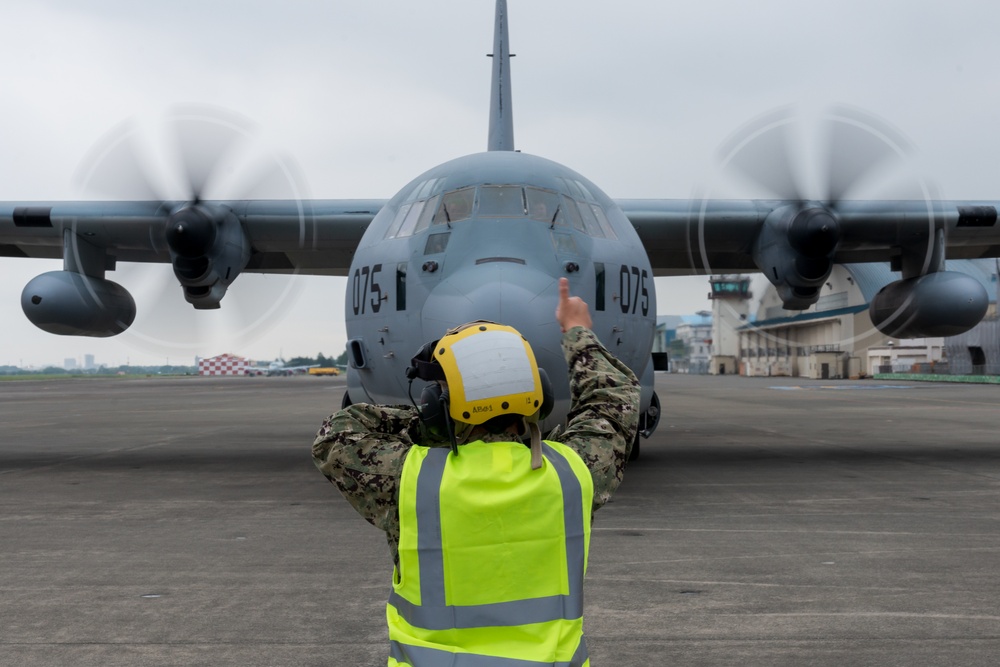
389, 636, 589, 666
388, 440, 592, 666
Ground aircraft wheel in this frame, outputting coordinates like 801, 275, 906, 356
341, 390, 353, 410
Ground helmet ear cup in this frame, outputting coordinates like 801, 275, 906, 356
406, 339, 442, 381
538, 368, 554, 421
419, 382, 449, 438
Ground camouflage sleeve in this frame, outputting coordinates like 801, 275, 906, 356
548, 326, 640, 513
311, 403, 422, 546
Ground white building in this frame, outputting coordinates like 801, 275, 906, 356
708, 275, 752, 375
675, 311, 712, 374
736, 260, 997, 378
866, 340, 945, 374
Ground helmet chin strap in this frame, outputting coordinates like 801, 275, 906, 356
440, 391, 460, 458
528, 421, 543, 470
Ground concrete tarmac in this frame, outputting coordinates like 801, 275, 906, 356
2, 373, 1000, 666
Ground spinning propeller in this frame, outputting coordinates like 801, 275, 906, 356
695, 103, 985, 340
700, 104, 933, 310
75, 105, 309, 359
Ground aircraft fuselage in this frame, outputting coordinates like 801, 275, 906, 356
343, 150, 657, 429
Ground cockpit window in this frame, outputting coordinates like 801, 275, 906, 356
384, 203, 410, 239
479, 186, 525, 217
554, 194, 585, 233
575, 200, 603, 237
424, 232, 450, 255
591, 204, 618, 240
396, 199, 429, 238
574, 180, 595, 202
559, 178, 585, 201
411, 195, 441, 236
525, 188, 560, 224
413, 178, 441, 201
384, 183, 617, 240
435, 187, 476, 225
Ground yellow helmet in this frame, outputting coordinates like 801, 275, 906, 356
431, 322, 545, 426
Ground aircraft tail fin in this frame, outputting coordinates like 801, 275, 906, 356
487, 0, 515, 151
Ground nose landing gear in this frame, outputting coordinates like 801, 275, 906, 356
630, 391, 660, 461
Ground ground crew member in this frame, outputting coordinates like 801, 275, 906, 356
312, 277, 640, 665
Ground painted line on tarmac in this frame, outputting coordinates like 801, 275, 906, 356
769, 385, 913, 391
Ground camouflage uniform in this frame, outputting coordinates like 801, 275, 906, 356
312, 326, 641, 566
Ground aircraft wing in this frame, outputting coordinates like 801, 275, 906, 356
0, 199, 386, 276
619, 198, 1000, 276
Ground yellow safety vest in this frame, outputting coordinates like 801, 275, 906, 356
387, 439, 594, 666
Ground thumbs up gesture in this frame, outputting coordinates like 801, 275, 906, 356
555, 277, 593, 333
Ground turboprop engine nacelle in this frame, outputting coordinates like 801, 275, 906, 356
165, 204, 251, 309
753, 205, 841, 310
21, 270, 136, 337
869, 271, 988, 338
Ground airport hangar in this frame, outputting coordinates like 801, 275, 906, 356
657, 259, 999, 379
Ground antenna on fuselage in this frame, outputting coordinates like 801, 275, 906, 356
487, 0, 515, 151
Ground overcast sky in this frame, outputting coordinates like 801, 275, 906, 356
2, 0, 998, 367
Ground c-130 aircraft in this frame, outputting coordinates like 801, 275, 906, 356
2, 1, 1000, 456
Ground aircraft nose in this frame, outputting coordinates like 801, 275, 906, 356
419, 262, 564, 371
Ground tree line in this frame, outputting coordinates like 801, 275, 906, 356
285, 350, 349, 368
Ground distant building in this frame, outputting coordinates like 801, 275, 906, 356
867, 339, 945, 375
943, 316, 1000, 375
943, 263, 1000, 375
63, 358, 78, 371
737, 259, 998, 378
675, 311, 712, 374
197, 353, 249, 376
708, 275, 752, 375
84, 354, 95, 371
653, 315, 683, 353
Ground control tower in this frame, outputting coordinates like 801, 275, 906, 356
708, 275, 752, 375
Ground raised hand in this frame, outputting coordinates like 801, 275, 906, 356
555, 277, 592, 333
